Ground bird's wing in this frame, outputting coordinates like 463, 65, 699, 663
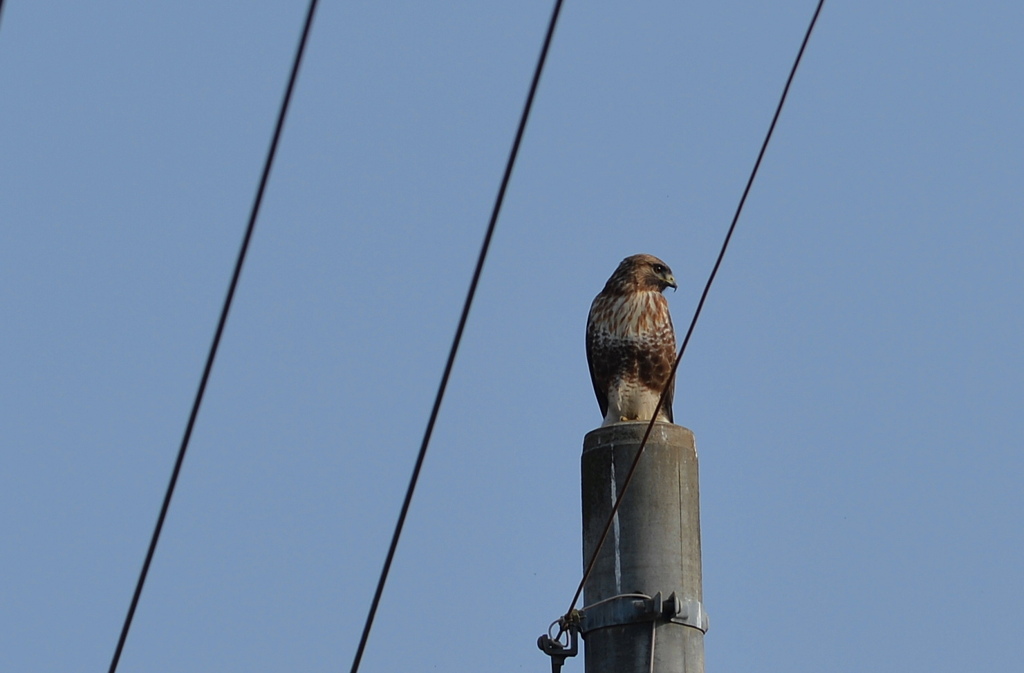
585, 309, 609, 418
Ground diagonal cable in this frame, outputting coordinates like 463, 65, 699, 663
347, 2, 567, 672
106, 2, 321, 671
562, 0, 827, 623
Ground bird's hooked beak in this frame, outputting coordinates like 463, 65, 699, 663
665, 274, 678, 291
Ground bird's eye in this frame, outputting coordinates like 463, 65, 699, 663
653, 264, 665, 274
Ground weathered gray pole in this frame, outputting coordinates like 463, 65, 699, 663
580, 422, 706, 673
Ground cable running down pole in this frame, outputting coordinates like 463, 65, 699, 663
561, 0, 827, 626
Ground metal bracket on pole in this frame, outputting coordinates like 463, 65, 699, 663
538, 613, 580, 673
578, 592, 709, 635
663, 593, 709, 633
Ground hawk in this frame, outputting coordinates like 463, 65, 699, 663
586, 254, 678, 426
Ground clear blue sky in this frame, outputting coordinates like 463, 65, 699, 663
2, 1, 1021, 671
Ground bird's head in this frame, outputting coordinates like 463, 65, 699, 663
609, 253, 677, 294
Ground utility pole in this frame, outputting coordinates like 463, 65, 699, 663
579, 421, 707, 673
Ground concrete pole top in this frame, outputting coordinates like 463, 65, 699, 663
583, 422, 695, 456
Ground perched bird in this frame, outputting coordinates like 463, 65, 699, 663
586, 254, 678, 426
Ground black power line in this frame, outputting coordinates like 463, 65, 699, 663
106, 2, 322, 671
347, 2, 567, 672
561, 0, 828, 626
